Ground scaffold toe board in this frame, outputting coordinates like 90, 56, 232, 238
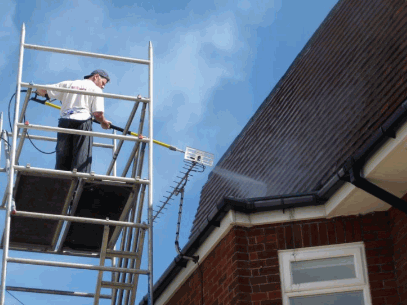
61, 182, 133, 252
6, 172, 74, 250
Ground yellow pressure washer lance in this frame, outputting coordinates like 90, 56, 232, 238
30, 92, 183, 152
29, 92, 215, 166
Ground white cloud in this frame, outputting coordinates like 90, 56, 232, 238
204, 18, 236, 52
222, 0, 282, 26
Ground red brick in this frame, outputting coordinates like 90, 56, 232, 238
248, 244, 265, 252
367, 256, 394, 266
258, 266, 279, 276
276, 227, 285, 250
345, 219, 354, 242
302, 223, 311, 247
261, 301, 282, 305
251, 292, 267, 302
381, 263, 395, 272
248, 228, 265, 238
364, 225, 385, 232
258, 248, 278, 260
370, 280, 384, 290
335, 218, 345, 243
258, 283, 280, 292
267, 290, 282, 300
232, 252, 249, 261
369, 272, 396, 281
256, 235, 266, 243
319, 221, 329, 246
310, 223, 319, 246
371, 288, 398, 298
386, 295, 401, 305
250, 276, 268, 285
267, 274, 280, 283
376, 230, 390, 239
293, 224, 302, 248
363, 233, 376, 241
327, 221, 336, 244
248, 237, 256, 245
264, 227, 276, 235
266, 234, 277, 244
352, 217, 362, 241
265, 258, 279, 267
371, 296, 386, 305
285, 225, 294, 249
383, 280, 398, 289
365, 240, 389, 250
368, 264, 380, 274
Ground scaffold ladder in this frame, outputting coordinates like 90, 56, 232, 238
0, 23, 154, 305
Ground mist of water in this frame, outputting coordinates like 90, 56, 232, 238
212, 167, 267, 198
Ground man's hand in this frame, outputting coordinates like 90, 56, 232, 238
93, 111, 111, 129
36, 89, 47, 97
101, 120, 111, 130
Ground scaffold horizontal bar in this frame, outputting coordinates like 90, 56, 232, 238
16, 123, 150, 143
13, 165, 150, 184
7, 257, 150, 274
21, 83, 150, 103
105, 250, 140, 259
24, 43, 150, 65
18, 133, 114, 148
101, 281, 133, 290
6, 286, 111, 299
13, 210, 150, 229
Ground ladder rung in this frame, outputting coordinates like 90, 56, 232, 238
101, 281, 133, 290
106, 250, 139, 259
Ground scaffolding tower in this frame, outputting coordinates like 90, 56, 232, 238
0, 24, 154, 305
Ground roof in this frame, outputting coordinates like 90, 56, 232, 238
190, 0, 407, 237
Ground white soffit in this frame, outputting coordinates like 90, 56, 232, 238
326, 119, 407, 217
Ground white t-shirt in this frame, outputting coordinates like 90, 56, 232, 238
46, 79, 104, 120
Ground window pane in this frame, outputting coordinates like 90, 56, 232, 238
290, 290, 364, 305
291, 256, 356, 284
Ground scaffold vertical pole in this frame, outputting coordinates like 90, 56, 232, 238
113, 130, 117, 176
148, 41, 154, 305
1, 23, 25, 305
0, 112, 3, 171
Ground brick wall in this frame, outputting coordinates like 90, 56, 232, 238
166, 228, 249, 305
165, 211, 400, 305
389, 206, 407, 304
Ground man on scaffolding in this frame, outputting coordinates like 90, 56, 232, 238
37, 69, 111, 173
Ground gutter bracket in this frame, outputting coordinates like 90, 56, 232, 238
349, 166, 407, 214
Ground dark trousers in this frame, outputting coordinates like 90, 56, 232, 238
55, 118, 93, 173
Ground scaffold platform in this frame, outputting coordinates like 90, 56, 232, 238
4, 171, 137, 253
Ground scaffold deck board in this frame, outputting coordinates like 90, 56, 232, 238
61, 182, 133, 252
7, 172, 73, 250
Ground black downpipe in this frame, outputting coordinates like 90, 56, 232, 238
349, 166, 407, 214
343, 100, 407, 214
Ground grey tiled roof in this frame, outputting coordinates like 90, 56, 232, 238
190, 0, 407, 237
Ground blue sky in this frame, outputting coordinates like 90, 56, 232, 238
0, 0, 338, 304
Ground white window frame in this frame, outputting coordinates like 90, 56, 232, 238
278, 242, 372, 305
